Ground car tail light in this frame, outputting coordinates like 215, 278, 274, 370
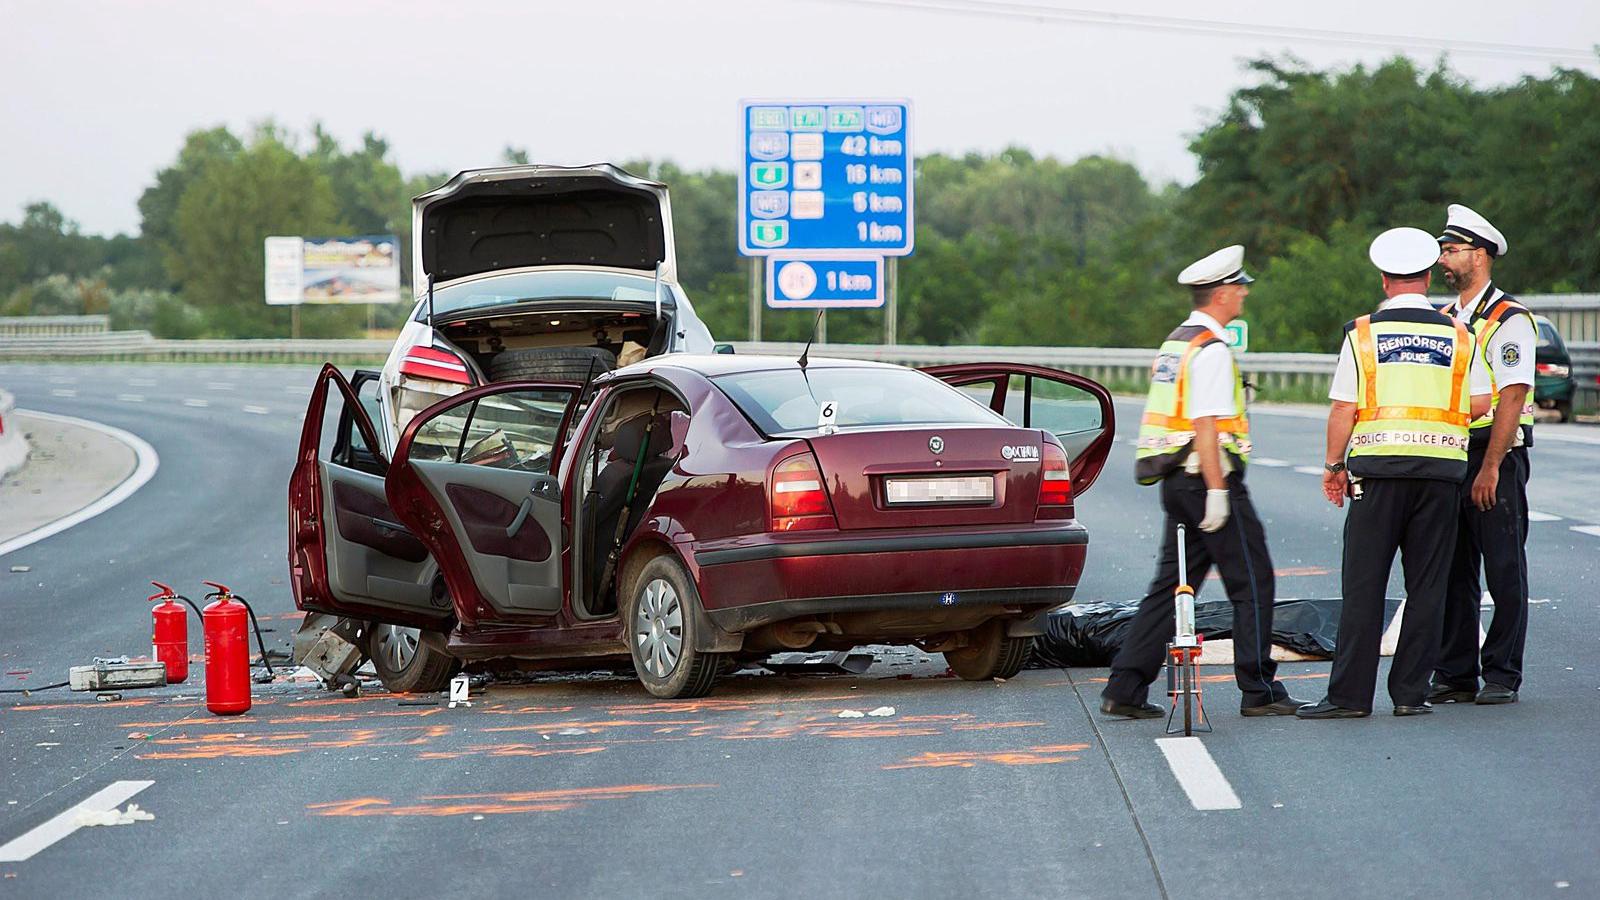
399, 345, 473, 385
1535, 363, 1569, 378
1038, 440, 1073, 518
770, 451, 837, 532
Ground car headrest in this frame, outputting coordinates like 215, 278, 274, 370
608, 412, 676, 463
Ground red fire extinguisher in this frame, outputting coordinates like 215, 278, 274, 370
201, 581, 273, 716
147, 581, 200, 684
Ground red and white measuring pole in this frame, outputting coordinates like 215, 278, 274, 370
1166, 525, 1211, 736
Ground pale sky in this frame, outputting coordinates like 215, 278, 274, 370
4, 0, 1597, 235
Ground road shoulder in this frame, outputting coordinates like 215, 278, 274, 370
0, 411, 147, 551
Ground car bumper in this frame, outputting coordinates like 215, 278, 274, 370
1535, 375, 1575, 403
689, 523, 1087, 631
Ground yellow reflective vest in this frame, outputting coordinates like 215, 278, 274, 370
1345, 308, 1475, 482
1448, 286, 1535, 447
1135, 324, 1250, 485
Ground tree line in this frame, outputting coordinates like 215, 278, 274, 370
2, 56, 1596, 352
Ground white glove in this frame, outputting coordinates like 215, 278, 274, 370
1200, 489, 1230, 533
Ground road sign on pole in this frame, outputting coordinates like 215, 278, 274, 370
767, 255, 884, 309
738, 100, 913, 257
1225, 320, 1249, 353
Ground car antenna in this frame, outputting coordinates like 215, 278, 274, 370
798, 309, 824, 371
653, 260, 664, 322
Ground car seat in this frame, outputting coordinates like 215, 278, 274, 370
584, 410, 680, 614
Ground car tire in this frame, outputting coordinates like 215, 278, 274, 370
366, 623, 456, 693
1556, 398, 1573, 423
486, 346, 617, 383
945, 619, 1031, 681
625, 556, 722, 699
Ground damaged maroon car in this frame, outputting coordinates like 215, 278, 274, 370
288, 354, 1113, 698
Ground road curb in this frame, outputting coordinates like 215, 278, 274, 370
0, 389, 28, 479
0, 409, 160, 559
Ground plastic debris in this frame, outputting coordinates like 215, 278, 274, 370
555, 727, 589, 736
837, 710, 866, 719
866, 706, 896, 717
77, 804, 154, 827
9, 566, 30, 573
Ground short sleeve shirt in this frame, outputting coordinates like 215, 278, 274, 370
1329, 294, 1492, 402
1445, 283, 1536, 389
1181, 311, 1238, 419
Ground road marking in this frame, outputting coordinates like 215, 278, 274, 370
0, 411, 160, 559
1293, 466, 1323, 476
1571, 525, 1600, 538
50, 388, 77, 398
1251, 457, 1289, 467
206, 382, 235, 391
1155, 737, 1241, 810
182, 398, 209, 408
283, 385, 311, 395
128, 378, 157, 387
0, 780, 154, 862
1527, 511, 1562, 522
47, 377, 75, 385
242, 405, 271, 415
116, 393, 144, 403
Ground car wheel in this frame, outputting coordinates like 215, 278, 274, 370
366, 623, 456, 693
1556, 398, 1573, 423
626, 556, 722, 699
486, 346, 616, 383
945, 619, 1031, 681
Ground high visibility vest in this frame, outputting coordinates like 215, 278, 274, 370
1135, 324, 1251, 485
1451, 286, 1535, 446
1346, 309, 1474, 482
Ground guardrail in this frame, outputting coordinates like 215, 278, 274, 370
0, 330, 392, 363
0, 388, 28, 478
0, 315, 110, 336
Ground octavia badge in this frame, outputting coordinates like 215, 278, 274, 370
928, 435, 944, 454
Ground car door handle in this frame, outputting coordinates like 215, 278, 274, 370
506, 497, 534, 539
506, 475, 559, 538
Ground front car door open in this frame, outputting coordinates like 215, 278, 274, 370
386, 383, 579, 626
924, 363, 1116, 497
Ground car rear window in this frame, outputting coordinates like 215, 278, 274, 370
425, 271, 664, 319
713, 367, 1005, 435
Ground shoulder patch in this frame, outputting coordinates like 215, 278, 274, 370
1501, 343, 1522, 368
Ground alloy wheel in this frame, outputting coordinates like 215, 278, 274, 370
373, 624, 419, 672
634, 577, 684, 678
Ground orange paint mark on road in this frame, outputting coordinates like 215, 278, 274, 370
482, 718, 702, 734
307, 783, 716, 818
1208, 566, 1331, 581
418, 745, 606, 761
883, 743, 1090, 770
136, 723, 453, 760
1074, 671, 1328, 685
950, 721, 1045, 731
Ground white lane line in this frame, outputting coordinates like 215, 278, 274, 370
1292, 466, 1323, 476
282, 385, 311, 395
182, 398, 209, 408
50, 388, 78, 398
116, 393, 144, 403
47, 377, 75, 385
1571, 525, 1600, 538
0, 780, 154, 862
1252, 457, 1290, 467
205, 382, 235, 391
128, 378, 157, 387
1527, 511, 1562, 522
1156, 737, 1241, 811
242, 405, 271, 415
0, 410, 160, 559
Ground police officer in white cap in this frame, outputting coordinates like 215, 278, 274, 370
1431, 203, 1537, 705
1103, 245, 1302, 719
1298, 228, 1492, 719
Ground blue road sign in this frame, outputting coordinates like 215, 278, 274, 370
739, 100, 913, 256
766, 255, 885, 308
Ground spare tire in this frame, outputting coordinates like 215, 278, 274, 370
486, 346, 616, 383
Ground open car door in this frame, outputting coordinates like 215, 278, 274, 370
924, 363, 1115, 497
385, 382, 580, 628
289, 365, 450, 630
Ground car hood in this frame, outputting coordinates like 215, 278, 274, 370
412, 163, 677, 288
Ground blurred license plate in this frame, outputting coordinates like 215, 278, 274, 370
884, 475, 994, 506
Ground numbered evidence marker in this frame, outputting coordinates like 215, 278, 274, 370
448, 674, 472, 708
818, 400, 839, 434
767, 256, 884, 309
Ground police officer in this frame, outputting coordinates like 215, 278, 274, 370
1298, 228, 1492, 719
1430, 204, 1536, 706
1101, 245, 1302, 719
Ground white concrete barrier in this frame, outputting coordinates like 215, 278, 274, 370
0, 389, 29, 478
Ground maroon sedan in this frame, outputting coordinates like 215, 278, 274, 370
289, 354, 1113, 698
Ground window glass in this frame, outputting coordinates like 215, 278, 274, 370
1029, 377, 1105, 460
409, 388, 574, 472
425, 271, 668, 319
714, 367, 1003, 435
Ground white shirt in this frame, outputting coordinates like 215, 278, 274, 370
1180, 311, 1239, 419
1444, 282, 1536, 389
1329, 294, 1492, 402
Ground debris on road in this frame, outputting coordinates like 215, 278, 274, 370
76, 804, 154, 827
867, 706, 896, 717
837, 710, 866, 719
9, 565, 30, 573
764, 651, 876, 675
68, 658, 165, 691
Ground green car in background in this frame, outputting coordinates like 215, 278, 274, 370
1533, 315, 1576, 423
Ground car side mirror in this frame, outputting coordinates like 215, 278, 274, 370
713, 343, 736, 355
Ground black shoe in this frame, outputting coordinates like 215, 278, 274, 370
1099, 696, 1165, 719
1393, 703, 1433, 717
1295, 699, 1370, 719
1475, 684, 1519, 704
1241, 695, 1310, 717
1427, 682, 1477, 704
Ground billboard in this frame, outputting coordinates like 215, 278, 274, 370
264, 235, 401, 305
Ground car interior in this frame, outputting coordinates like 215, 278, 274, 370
574, 385, 689, 618
436, 309, 671, 375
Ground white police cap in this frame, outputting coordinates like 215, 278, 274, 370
1369, 227, 1440, 277
1437, 203, 1507, 257
1177, 245, 1253, 287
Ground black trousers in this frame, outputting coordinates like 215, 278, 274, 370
1435, 445, 1531, 691
1104, 472, 1286, 709
1327, 477, 1458, 712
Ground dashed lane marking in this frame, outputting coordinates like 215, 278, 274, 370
116, 393, 144, 403
49, 388, 77, 398
1527, 511, 1562, 522
242, 405, 271, 415
1293, 466, 1323, 476
205, 382, 236, 391
1156, 737, 1241, 811
1571, 525, 1600, 538
128, 378, 157, 387
0, 780, 154, 862
1251, 457, 1290, 467
182, 398, 209, 408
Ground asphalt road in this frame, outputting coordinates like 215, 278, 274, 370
1, 362, 1598, 899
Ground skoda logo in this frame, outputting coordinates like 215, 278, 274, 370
928, 436, 944, 454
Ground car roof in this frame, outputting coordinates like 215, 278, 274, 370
618, 353, 908, 379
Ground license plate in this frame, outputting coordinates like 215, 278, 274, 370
884, 475, 994, 506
